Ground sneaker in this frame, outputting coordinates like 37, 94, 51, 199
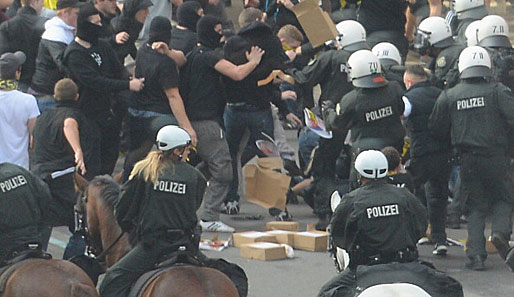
221, 201, 240, 215
433, 242, 448, 256
275, 209, 292, 221
200, 220, 235, 233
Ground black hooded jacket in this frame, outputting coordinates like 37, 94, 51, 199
111, 0, 152, 62
170, 1, 201, 54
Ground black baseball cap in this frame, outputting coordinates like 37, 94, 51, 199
57, 0, 86, 10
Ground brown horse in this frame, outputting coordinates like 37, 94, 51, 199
0, 259, 99, 297
78, 175, 240, 297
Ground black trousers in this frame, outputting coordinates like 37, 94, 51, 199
408, 152, 451, 243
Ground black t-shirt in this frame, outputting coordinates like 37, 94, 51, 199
358, 0, 407, 34
133, 44, 179, 114
170, 26, 197, 55
180, 46, 225, 121
387, 173, 415, 193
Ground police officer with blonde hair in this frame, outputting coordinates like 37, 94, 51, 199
429, 46, 514, 271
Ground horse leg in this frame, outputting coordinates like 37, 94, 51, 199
71, 283, 100, 297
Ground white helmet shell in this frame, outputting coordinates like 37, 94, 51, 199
156, 125, 191, 151
464, 20, 481, 46
347, 50, 387, 88
458, 46, 491, 78
354, 150, 388, 179
454, 0, 487, 20
417, 17, 453, 48
335, 20, 367, 51
478, 15, 511, 48
372, 42, 402, 66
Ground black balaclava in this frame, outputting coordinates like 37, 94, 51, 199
197, 15, 222, 49
149, 16, 172, 45
76, 4, 102, 45
177, 1, 202, 32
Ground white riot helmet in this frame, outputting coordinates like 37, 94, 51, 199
372, 42, 402, 66
458, 46, 491, 79
453, 0, 488, 20
335, 20, 368, 51
415, 17, 453, 51
156, 125, 191, 151
478, 15, 511, 48
354, 150, 389, 179
464, 20, 481, 46
347, 50, 387, 88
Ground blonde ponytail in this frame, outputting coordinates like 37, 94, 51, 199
129, 151, 175, 184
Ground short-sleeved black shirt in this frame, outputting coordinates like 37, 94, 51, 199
170, 27, 197, 55
180, 46, 225, 121
133, 44, 180, 114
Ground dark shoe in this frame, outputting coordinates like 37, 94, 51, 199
505, 247, 514, 272
433, 241, 448, 256
269, 208, 292, 221
315, 215, 330, 231
283, 159, 303, 177
465, 255, 485, 271
286, 188, 299, 205
491, 232, 511, 260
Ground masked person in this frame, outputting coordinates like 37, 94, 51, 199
429, 46, 514, 271
63, 3, 145, 175
415, 16, 465, 89
171, 0, 203, 55
180, 15, 264, 232
317, 150, 427, 297
0, 162, 51, 267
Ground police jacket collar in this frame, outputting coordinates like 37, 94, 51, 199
409, 80, 432, 90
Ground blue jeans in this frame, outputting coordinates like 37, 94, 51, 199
224, 106, 274, 202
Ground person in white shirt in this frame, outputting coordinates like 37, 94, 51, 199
0, 51, 40, 169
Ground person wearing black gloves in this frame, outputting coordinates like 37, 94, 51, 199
317, 150, 427, 297
170, 1, 203, 55
63, 4, 145, 175
0, 162, 51, 267
110, 0, 152, 63
429, 46, 514, 271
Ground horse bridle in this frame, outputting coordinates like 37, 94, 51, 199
75, 191, 125, 262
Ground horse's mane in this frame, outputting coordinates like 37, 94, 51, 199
89, 175, 121, 210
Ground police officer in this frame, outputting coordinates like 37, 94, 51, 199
317, 150, 427, 297
402, 64, 451, 256
477, 15, 514, 91
415, 16, 465, 89
323, 50, 406, 190
0, 162, 51, 266
99, 125, 206, 297
372, 42, 405, 89
287, 20, 369, 105
453, 0, 488, 46
429, 46, 514, 271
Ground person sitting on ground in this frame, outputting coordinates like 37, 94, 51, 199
382, 146, 414, 193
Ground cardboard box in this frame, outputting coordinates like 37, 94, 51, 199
293, 231, 329, 252
266, 221, 300, 232
232, 231, 277, 248
266, 230, 295, 246
244, 158, 291, 211
291, 0, 338, 47
240, 242, 287, 261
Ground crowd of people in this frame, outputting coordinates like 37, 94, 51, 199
0, 0, 513, 296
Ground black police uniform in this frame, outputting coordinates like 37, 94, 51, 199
324, 80, 406, 189
485, 46, 514, 91
430, 43, 465, 89
99, 161, 207, 297
317, 179, 427, 297
429, 79, 514, 262
0, 163, 51, 264
403, 80, 451, 244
